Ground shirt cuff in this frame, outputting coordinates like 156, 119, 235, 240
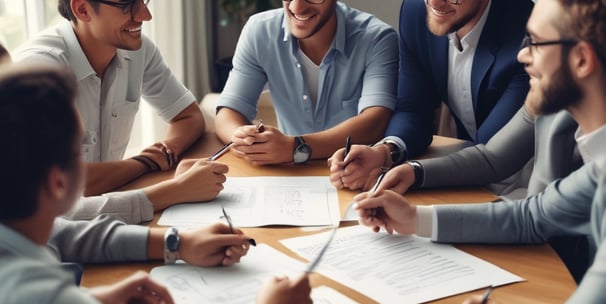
416, 205, 436, 240
376, 136, 408, 165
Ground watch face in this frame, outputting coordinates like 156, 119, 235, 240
166, 232, 180, 251
293, 144, 311, 164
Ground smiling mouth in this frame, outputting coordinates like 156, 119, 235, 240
124, 27, 142, 33
293, 13, 313, 21
429, 6, 454, 16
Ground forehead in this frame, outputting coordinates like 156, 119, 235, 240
527, 0, 564, 37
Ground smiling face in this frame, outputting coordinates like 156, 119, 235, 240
425, 0, 488, 37
283, 0, 337, 41
86, 0, 152, 51
517, 0, 582, 115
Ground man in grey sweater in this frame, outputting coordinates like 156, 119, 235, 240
354, 0, 606, 302
0, 63, 311, 303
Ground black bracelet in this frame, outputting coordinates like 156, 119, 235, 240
131, 155, 161, 172
408, 160, 424, 189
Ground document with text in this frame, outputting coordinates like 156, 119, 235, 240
150, 244, 354, 304
280, 225, 524, 303
158, 176, 340, 227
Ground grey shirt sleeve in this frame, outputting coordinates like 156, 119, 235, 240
433, 161, 598, 244
420, 106, 536, 188
49, 216, 149, 263
62, 190, 154, 224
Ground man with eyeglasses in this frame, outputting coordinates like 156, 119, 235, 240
353, 0, 606, 301
12, 0, 229, 222
214, 0, 398, 165
329, 0, 533, 192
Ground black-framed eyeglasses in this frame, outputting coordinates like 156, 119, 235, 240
520, 34, 578, 55
424, 0, 463, 5
92, 0, 150, 16
282, 0, 326, 4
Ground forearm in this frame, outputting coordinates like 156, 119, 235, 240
142, 179, 183, 211
147, 228, 167, 261
215, 107, 252, 143
163, 103, 205, 157
305, 107, 392, 159
62, 190, 154, 224
85, 160, 148, 196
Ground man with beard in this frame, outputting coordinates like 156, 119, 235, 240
354, 0, 606, 301
215, 0, 398, 165
329, 0, 532, 191
13, 0, 230, 220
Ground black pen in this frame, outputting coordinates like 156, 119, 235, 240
480, 286, 493, 304
222, 205, 256, 246
343, 136, 351, 160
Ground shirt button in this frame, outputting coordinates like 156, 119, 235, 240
303, 95, 308, 100
296, 63, 301, 68
112, 113, 118, 118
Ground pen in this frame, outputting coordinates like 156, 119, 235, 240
209, 120, 264, 161
480, 286, 493, 304
305, 227, 337, 273
209, 142, 233, 161
221, 205, 256, 246
343, 136, 351, 160
371, 169, 387, 194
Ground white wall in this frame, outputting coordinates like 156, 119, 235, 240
344, 0, 401, 31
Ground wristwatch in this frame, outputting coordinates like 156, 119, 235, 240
293, 136, 312, 164
164, 227, 180, 264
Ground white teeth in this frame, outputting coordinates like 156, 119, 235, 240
431, 7, 450, 16
125, 27, 141, 32
294, 14, 311, 21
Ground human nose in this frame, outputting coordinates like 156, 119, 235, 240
517, 43, 532, 66
132, 0, 152, 21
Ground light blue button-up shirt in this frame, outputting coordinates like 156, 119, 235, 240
218, 2, 398, 135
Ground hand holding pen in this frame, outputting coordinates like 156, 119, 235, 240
221, 205, 257, 246
210, 120, 264, 161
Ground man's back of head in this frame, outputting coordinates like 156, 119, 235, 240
0, 63, 78, 222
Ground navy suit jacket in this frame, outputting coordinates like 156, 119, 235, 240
387, 0, 533, 157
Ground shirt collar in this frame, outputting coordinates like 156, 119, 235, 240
447, 0, 491, 51
0, 222, 58, 263
58, 22, 129, 80
575, 124, 606, 163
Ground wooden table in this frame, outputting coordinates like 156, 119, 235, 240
82, 134, 576, 303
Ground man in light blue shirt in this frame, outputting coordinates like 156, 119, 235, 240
216, 0, 398, 165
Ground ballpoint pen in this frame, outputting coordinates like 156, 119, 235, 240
480, 286, 493, 304
343, 136, 351, 160
221, 205, 257, 246
305, 227, 337, 273
209, 120, 265, 161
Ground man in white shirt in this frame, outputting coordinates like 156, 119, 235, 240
15, 0, 214, 199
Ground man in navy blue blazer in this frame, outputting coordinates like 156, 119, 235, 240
329, 0, 533, 191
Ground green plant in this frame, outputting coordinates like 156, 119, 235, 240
220, 0, 281, 26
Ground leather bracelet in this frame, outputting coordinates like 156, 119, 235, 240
131, 155, 161, 172
407, 160, 424, 189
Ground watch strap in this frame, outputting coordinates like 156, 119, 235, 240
407, 160, 424, 189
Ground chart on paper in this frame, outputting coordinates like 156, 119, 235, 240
158, 176, 340, 227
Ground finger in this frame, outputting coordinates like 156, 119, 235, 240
292, 273, 310, 287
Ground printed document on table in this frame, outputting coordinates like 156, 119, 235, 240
158, 176, 340, 227
280, 225, 524, 303
150, 244, 355, 304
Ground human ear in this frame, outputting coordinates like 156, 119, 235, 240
71, 0, 92, 22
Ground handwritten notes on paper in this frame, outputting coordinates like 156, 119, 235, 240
158, 176, 340, 227
280, 225, 523, 303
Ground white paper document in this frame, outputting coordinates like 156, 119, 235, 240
150, 244, 355, 304
280, 225, 524, 303
158, 176, 340, 227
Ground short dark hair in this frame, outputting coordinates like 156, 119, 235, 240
58, 0, 100, 22
0, 64, 79, 221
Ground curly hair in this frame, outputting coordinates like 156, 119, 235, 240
555, 0, 606, 66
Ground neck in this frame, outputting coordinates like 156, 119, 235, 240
456, 0, 489, 39
5, 214, 54, 246
298, 14, 337, 65
568, 75, 606, 134
72, 23, 116, 78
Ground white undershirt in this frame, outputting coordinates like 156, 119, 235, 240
298, 48, 321, 111
446, 0, 492, 139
